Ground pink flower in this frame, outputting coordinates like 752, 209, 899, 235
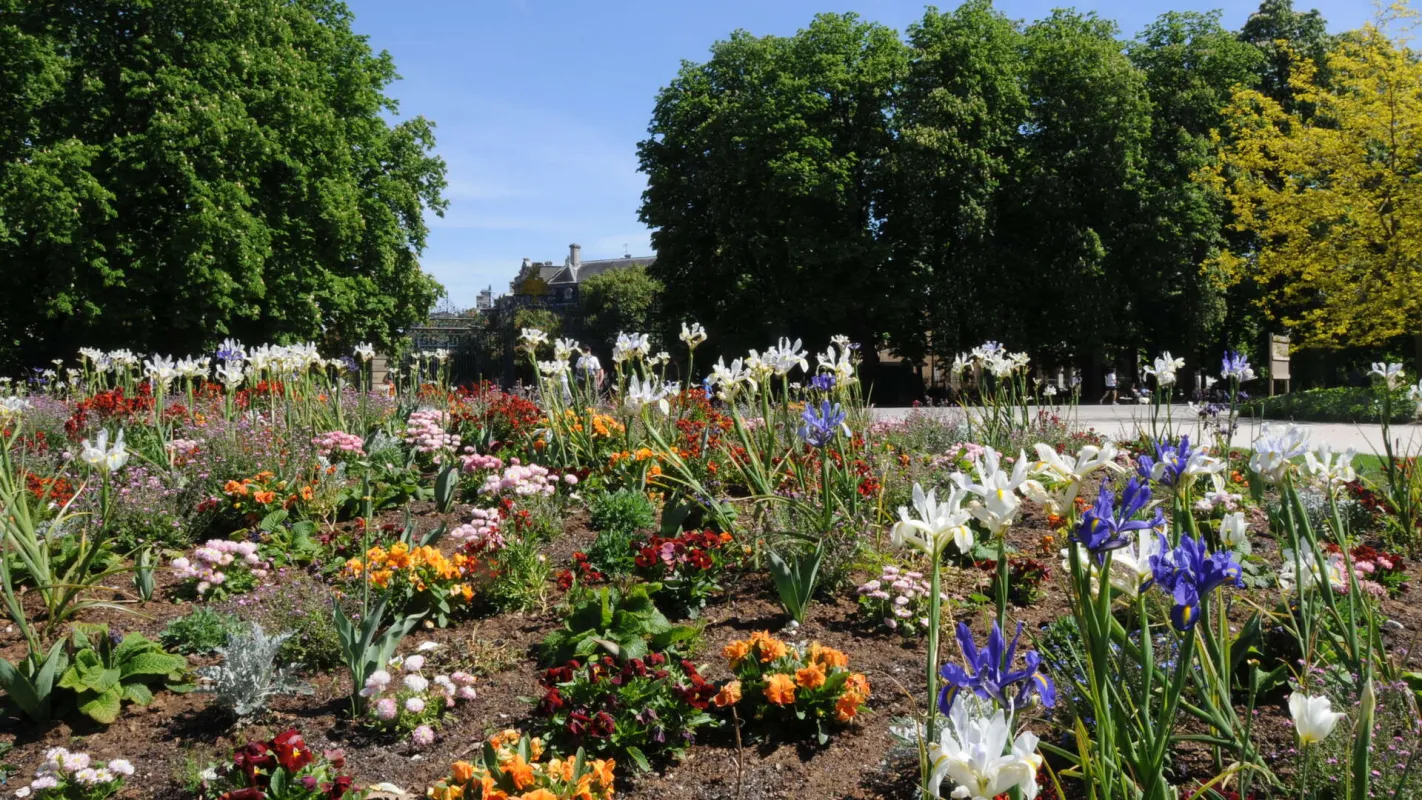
411, 725, 435, 747
375, 698, 398, 721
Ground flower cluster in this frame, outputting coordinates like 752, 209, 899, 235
360, 649, 476, 744
171, 539, 268, 599
534, 654, 719, 766
345, 541, 483, 622
480, 460, 556, 497
720, 633, 870, 741
222, 470, 316, 515
450, 507, 506, 553
939, 622, 1055, 715
1324, 543, 1407, 598
425, 729, 616, 800
460, 448, 504, 472
311, 430, 365, 459
203, 729, 356, 800
978, 556, 1051, 606
856, 565, 937, 636
632, 530, 736, 616
404, 408, 461, 454
14, 749, 134, 800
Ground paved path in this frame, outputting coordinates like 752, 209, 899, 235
872, 403, 1419, 455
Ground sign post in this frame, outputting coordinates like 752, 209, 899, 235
1268, 334, 1290, 396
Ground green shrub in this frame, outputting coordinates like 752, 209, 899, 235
537, 584, 699, 666
160, 608, 243, 655
1250, 386, 1412, 424
488, 536, 552, 613
224, 573, 346, 671
589, 489, 655, 534
584, 528, 638, 578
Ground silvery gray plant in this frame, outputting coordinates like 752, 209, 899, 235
196, 621, 312, 720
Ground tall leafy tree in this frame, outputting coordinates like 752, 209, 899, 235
1238, 0, 1333, 112
1203, 9, 1422, 349
0, 0, 447, 367
638, 13, 906, 356
886, 1, 1027, 362
1123, 12, 1263, 357
998, 10, 1152, 363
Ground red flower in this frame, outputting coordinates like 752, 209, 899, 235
272, 729, 314, 772
233, 742, 275, 785
591, 711, 616, 738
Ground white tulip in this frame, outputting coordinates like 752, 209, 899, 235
1371, 362, 1404, 390
1288, 692, 1342, 746
1218, 512, 1249, 548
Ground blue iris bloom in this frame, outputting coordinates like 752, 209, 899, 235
700, 376, 713, 400
797, 401, 846, 448
1071, 478, 1163, 557
1222, 351, 1251, 378
215, 346, 243, 363
939, 621, 1056, 714
1148, 533, 1243, 631
1136, 436, 1195, 487
810, 374, 836, 392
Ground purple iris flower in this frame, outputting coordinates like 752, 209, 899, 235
701, 376, 714, 400
797, 401, 846, 448
1221, 351, 1252, 379
215, 346, 243, 363
1071, 478, 1163, 557
1149, 533, 1243, 631
938, 621, 1056, 714
810, 374, 836, 392
1136, 436, 1195, 487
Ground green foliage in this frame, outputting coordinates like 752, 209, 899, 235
638, 12, 907, 355
487, 536, 553, 613
538, 584, 700, 666
0, 640, 67, 723
768, 540, 824, 624
1251, 387, 1413, 424
333, 597, 422, 714
161, 608, 244, 656
579, 265, 664, 349
58, 624, 191, 725
589, 489, 656, 535
0, 0, 447, 366
585, 528, 639, 578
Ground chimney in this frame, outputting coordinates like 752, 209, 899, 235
522, 257, 531, 268
569, 243, 582, 267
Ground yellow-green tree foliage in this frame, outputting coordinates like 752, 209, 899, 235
1203, 6, 1422, 348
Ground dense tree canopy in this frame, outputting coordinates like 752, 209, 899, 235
0, 0, 447, 368
639, 0, 1373, 370
579, 265, 663, 350
1204, 9, 1422, 349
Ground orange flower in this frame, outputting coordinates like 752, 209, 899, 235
253, 490, 276, 505
714, 680, 742, 707
223, 480, 248, 495
590, 758, 616, 787
795, 663, 826, 690
480, 775, 508, 800
764, 673, 797, 705
429, 785, 465, 800
518, 790, 558, 800
749, 631, 788, 662
834, 692, 862, 722
844, 673, 871, 698
300, 485, 314, 501
505, 754, 535, 790
809, 643, 848, 670
450, 761, 476, 784
722, 640, 751, 668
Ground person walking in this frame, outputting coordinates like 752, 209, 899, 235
576, 346, 604, 397
1099, 368, 1118, 404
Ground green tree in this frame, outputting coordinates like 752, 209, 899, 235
579, 265, 663, 349
1122, 11, 1264, 358
997, 10, 1152, 362
1238, 0, 1333, 112
0, 0, 447, 368
638, 13, 907, 357
886, 1, 1027, 362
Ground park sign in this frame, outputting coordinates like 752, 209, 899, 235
1267, 334, 1290, 395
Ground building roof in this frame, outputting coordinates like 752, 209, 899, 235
547, 256, 656, 286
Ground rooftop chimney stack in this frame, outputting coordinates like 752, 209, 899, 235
569, 243, 582, 268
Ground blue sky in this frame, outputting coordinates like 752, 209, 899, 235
343, 0, 1371, 308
